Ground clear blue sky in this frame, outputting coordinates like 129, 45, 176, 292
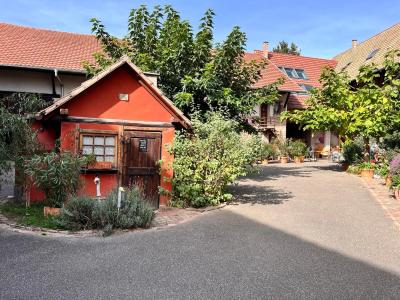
1, 0, 399, 58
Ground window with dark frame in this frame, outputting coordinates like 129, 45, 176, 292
81, 134, 117, 163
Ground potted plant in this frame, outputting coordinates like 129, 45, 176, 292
391, 174, 400, 201
25, 151, 88, 216
289, 140, 307, 164
275, 138, 290, 163
359, 161, 375, 179
341, 140, 363, 171
260, 143, 276, 164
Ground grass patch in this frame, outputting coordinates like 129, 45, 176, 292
0, 202, 59, 229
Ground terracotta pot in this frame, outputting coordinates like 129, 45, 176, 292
88, 161, 112, 169
341, 163, 349, 171
386, 176, 392, 187
43, 206, 60, 217
280, 156, 288, 164
393, 188, 400, 201
300, 156, 305, 163
294, 156, 302, 164
360, 169, 374, 179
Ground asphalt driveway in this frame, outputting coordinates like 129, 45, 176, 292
1, 161, 400, 299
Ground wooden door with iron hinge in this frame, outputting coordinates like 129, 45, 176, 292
122, 131, 162, 208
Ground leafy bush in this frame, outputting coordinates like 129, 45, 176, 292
288, 139, 308, 157
260, 143, 277, 160
168, 113, 262, 208
347, 165, 361, 175
56, 196, 96, 230
342, 140, 363, 164
274, 137, 291, 157
391, 174, 400, 189
358, 161, 375, 170
382, 130, 400, 150
93, 188, 154, 229
25, 151, 88, 208
378, 163, 389, 177
57, 187, 154, 232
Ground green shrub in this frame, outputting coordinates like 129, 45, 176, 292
56, 196, 96, 230
288, 139, 308, 157
358, 161, 375, 170
56, 187, 154, 232
342, 140, 363, 164
93, 188, 154, 230
274, 137, 291, 157
25, 151, 88, 208
260, 143, 276, 160
168, 113, 262, 208
347, 164, 361, 175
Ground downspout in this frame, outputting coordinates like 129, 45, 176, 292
283, 92, 291, 108
54, 69, 64, 97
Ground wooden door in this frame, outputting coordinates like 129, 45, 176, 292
123, 131, 162, 208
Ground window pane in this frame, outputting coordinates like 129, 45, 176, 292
295, 69, 306, 79
95, 156, 104, 162
105, 146, 114, 155
284, 68, 295, 78
105, 156, 114, 162
83, 136, 93, 145
82, 146, 93, 154
94, 146, 104, 155
105, 136, 115, 146
94, 137, 104, 145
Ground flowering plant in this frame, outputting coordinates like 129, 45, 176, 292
389, 154, 400, 175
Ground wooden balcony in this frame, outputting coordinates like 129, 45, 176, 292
258, 116, 282, 129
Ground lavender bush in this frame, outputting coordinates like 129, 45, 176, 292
389, 154, 400, 175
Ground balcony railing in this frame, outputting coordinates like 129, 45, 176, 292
258, 116, 281, 129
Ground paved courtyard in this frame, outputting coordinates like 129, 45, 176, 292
1, 161, 400, 299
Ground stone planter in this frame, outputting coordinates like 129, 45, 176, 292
280, 156, 288, 164
43, 206, 61, 217
393, 188, 400, 201
360, 169, 374, 179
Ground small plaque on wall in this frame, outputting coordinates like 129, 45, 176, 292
139, 139, 147, 152
119, 93, 129, 101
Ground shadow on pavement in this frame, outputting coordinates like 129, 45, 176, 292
228, 184, 292, 205
1, 209, 399, 299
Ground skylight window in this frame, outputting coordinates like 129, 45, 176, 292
299, 84, 314, 91
366, 48, 379, 60
279, 67, 308, 79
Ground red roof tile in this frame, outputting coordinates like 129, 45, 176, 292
244, 50, 337, 93
0, 23, 101, 72
287, 94, 309, 110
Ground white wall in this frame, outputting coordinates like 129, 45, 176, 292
0, 68, 87, 96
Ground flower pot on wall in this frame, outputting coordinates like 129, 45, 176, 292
360, 169, 374, 179
43, 206, 60, 217
300, 156, 305, 163
280, 156, 288, 164
88, 161, 113, 169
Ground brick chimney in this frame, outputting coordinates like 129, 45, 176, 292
352, 39, 358, 48
262, 41, 269, 58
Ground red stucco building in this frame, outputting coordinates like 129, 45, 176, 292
32, 57, 190, 208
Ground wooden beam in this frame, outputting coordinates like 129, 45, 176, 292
63, 116, 174, 128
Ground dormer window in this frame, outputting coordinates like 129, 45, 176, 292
279, 67, 308, 79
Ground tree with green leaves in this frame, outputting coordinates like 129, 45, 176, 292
272, 41, 301, 55
0, 93, 47, 195
282, 50, 400, 150
84, 5, 281, 127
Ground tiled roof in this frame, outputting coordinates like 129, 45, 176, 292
334, 23, 400, 79
244, 51, 336, 95
244, 50, 336, 109
0, 23, 101, 72
287, 94, 309, 110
